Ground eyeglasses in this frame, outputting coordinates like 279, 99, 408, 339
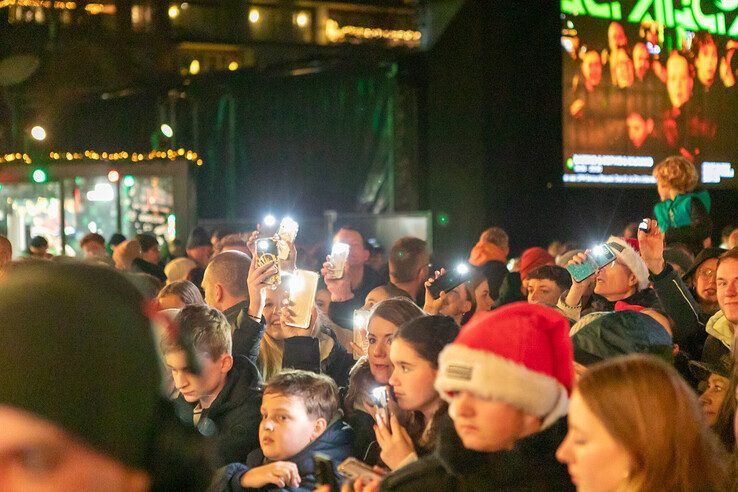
698, 268, 716, 279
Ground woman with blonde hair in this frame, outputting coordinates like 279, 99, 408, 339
652, 155, 712, 253
556, 354, 729, 491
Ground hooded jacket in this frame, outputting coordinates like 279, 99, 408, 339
217, 417, 354, 491
703, 310, 734, 362
571, 310, 673, 365
173, 355, 263, 467
379, 416, 573, 492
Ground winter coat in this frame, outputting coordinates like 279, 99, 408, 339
703, 310, 733, 362
571, 310, 673, 365
237, 315, 355, 389
379, 416, 574, 492
282, 330, 355, 389
225, 301, 266, 366
328, 266, 385, 329
492, 272, 525, 309
649, 263, 707, 358
654, 190, 712, 254
342, 358, 381, 465
216, 417, 354, 491
173, 356, 263, 467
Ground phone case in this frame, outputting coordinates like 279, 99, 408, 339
337, 458, 382, 481
566, 259, 599, 283
285, 270, 319, 329
256, 238, 280, 285
428, 269, 470, 299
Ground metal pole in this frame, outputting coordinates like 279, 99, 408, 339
59, 178, 66, 254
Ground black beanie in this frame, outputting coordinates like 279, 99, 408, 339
0, 262, 161, 470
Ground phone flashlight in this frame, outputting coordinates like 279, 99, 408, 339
372, 386, 388, 408
287, 272, 304, 293
455, 263, 470, 275
353, 309, 369, 330
263, 214, 276, 227
591, 244, 605, 256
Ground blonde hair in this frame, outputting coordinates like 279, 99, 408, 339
577, 355, 729, 491
652, 156, 698, 193
257, 310, 335, 382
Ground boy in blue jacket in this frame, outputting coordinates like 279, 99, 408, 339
219, 370, 353, 491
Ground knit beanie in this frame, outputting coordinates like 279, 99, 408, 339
519, 247, 555, 281
435, 302, 573, 429
0, 262, 162, 470
606, 236, 650, 290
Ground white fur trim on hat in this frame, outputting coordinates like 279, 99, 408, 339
434, 344, 569, 429
607, 236, 650, 290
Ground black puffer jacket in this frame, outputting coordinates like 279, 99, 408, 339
173, 356, 263, 467
380, 416, 574, 492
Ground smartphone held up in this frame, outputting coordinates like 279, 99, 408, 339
326, 242, 350, 279
565, 243, 618, 283
256, 238, 281, 286
285, 269, 319, 329
428, 263, 472, 299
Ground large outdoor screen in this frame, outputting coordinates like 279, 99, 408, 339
562, 0, 738, 187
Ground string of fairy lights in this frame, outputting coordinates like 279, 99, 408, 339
0, 149, 203, 167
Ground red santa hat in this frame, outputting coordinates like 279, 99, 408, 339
606, 236, 650, 290
435, 302, 574, 428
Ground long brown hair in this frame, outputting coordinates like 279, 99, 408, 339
578, 355, 730, 491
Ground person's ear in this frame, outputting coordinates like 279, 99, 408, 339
360, 248, 370, 263
215, 284, 225, 303
462, 299, 472, 314
220, 354, 234, 374
521, 413, 543, 439
311, 417, 328, 441
627, 273, 638, 288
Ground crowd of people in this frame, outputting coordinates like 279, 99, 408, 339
3, 154, 738, 490
564, 20, 738, 161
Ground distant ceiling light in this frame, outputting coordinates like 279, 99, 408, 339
160, 124, 174, 138
180, 2, 189, 9
168, 5, 179, 19
189, 59, 200, 75
30, 126, 46, 141
228, 61, 239, 71
122, 175, 135, 187
107, 170, 120, 183
248, 8, 260, 23
294, 12, 309, 28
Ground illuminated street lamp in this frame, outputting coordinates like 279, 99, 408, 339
30, 125, 46, 141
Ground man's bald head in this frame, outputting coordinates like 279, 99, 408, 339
0, 236, 11, 267
202, 250, 251, 311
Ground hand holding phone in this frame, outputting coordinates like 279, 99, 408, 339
427, 263, 471, 299
337, 458, 384, 482
566, 244, 617, 283
325, 242, 350, 279
256, 238, 281, 286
